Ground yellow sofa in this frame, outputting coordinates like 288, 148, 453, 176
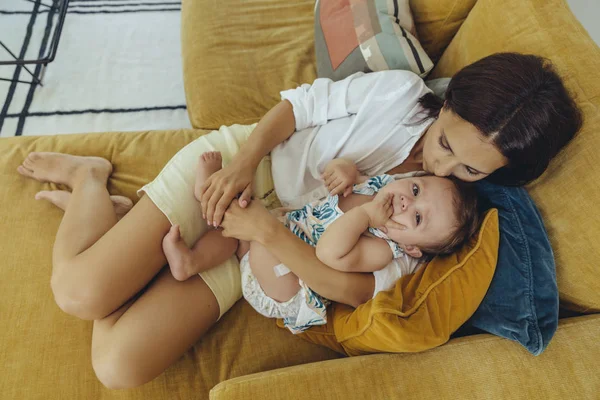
1, 0, 599, 399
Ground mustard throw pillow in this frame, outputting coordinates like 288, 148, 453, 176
291, 209, 499, 355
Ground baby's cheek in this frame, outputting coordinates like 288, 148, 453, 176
385, 229, 405, 243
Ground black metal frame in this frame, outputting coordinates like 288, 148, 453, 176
0, 0, 70, 86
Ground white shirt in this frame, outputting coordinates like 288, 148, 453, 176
272, 70, 432, 297
273, 70, 434, 209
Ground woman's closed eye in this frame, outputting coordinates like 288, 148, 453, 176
465, 166, 480, 176
439, 133, 483, 177
438, 134, 451, 151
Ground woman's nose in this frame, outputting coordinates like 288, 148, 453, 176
434, 158, 455, 177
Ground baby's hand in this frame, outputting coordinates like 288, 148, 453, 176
322, 159, 358, 197
361, 191, 394, 229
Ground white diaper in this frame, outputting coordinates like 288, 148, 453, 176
239, 252, 304, 319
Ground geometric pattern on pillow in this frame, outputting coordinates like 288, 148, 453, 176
315, 0, 434, 81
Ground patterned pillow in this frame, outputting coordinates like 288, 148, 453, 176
315, 0, 434, 81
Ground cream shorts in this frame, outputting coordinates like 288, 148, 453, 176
137, 123, 278, 320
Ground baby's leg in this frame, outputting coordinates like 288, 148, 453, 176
162, 225, 237, 281
248, 241, 301, 302
163, 151, 238, 281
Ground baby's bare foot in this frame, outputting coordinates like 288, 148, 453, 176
162, 225, 195, 281
197, 151, 222, 183
17, 152, 112, 188
35, 190, 133, 219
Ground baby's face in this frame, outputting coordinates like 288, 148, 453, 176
379, 176, 458, 251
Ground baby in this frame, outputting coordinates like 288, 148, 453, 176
162, 153, 480, 333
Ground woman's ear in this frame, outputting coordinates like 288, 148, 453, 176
441, 100, 448, 112
403, 245, 422, 258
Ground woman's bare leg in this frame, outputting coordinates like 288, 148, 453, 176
35, 190, 133, 220
91, 267, 220, 389
18, 152, 117, 258
18, 152, 171, 320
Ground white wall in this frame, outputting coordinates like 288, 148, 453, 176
566, 0, 600, 45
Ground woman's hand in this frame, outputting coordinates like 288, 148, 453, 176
321, 159, 358, 197
199, 159, 254, 227
220, 200, 276, 243
360, 192, 394, 230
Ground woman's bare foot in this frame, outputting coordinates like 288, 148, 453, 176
162, 225, 197, 281
35, 190, 133, 219
17, 152, 112, 188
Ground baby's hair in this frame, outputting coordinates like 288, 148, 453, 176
419, 177, 481, 259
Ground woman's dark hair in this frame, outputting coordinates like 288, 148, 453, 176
419, 52, 583, 186
419, 177, 481, 259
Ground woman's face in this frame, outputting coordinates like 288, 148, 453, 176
422, 107, 508, 182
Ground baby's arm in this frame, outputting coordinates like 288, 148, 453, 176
316, 193, 394, 273
322, 159, 368, 196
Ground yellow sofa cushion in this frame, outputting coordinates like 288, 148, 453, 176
291, 209, 499, 356
181, 0, 317, 130
181, 0, 477, 131
430, 0, 600, 312
0, 131, 340, 400
409, 0, 477, 62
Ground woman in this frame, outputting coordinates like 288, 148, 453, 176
17, 53, 581, 389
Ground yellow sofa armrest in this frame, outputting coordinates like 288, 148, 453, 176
210, 314, 600, 400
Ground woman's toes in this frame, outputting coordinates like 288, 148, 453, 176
34, 190, 71, 211
25, 152, 40, 165
34, 190, 51, 201
17, 165, 35, 178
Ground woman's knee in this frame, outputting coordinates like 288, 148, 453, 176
50, 266, 113, 320
92, 350, 151, 390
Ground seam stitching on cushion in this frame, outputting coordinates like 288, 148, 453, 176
433, 0, 460, 49
338, 209, 498, 342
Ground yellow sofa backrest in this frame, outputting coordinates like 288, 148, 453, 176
181, 0, 477, 130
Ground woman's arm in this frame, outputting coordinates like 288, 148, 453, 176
221, 202, 375, 308
233, 100, 296, 174
316, 207, 393, 273
200, 100, 296, 226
